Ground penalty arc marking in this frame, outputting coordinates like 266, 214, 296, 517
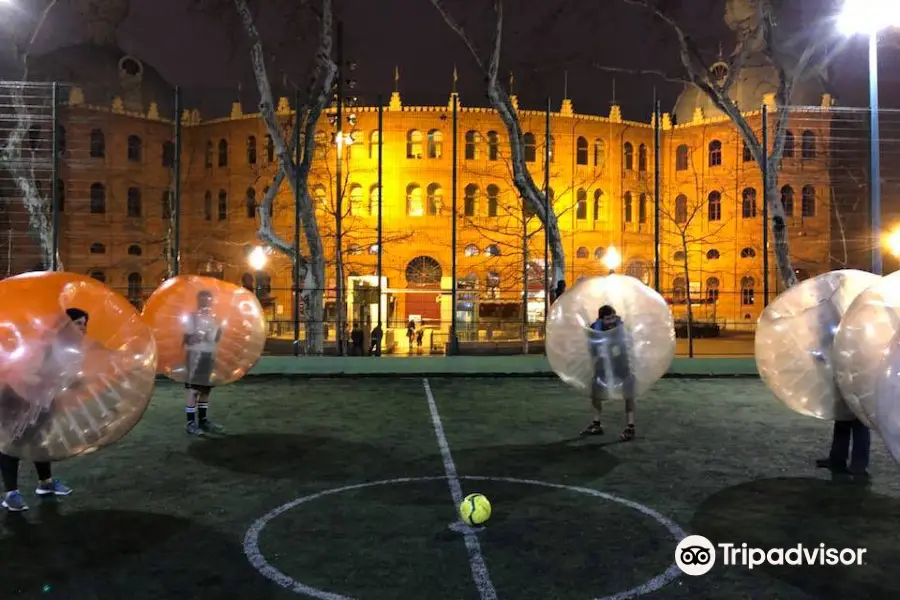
243, 475, 687, 600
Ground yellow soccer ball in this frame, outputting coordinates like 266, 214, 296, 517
459, 493, 491, 526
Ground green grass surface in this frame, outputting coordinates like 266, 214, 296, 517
2, 377, 899, 599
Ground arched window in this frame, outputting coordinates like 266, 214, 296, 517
706, 277, 720, 303
127, 272, 142, 303
741, 276, 756, 305
639, 194, 648, 223
708, 140, 722, 167
406, 183, 423, 216
594, 139, 606, 167
312, 184, 327, 208
485, 244, 501, 257
523, 132, 536, 162
218, 139, 228, 166
127, 135, 142, 162
784, 131, 795, 158
781, 185, 794, 216
576, 247, 589, 259
741, 247, 757, 259
127, 186, 142, 217
802, 185, 816, 217
707, 191, 722, 221
464, 184, 479, 217
246, 188, 256, 219
427, 129, 443, 159
205, 140, 213, 168
487, 131, 499, 160
638, 144, 648, 172
487, 184, 499, 217
89, 271, 106, 283
675, 144, 689, 171
90, 182, 106, 214
348, 184, 364, 216
576, 189, 587, 220
742, 188, 757, 218
217, 190, 227, 220
162, 190, 173, 219
576, 137, 589, 165
426, 183, 443, 216
625, 260, 651, 285
742, 141, 753, 162
673, 277, 687, 303
369, 131, 380, 159
801, 131, 816, 159
265, 134, 275, 162
594, 247, 606, 260
485, 271, 501, 290
464, 244, 480, 257
706, 249, 720, 260
795, 268, 812, 281
673, 251, 686, 263
127, 245, 142, 256
624, 142, 634, 170
465, 130, 481, 160
675, 194, 688, 224
90, 242, 105, 254
593, 190, 603, 221
406, 256, 443, 286
90, 129, 105, 158
162, 141, 175, 167
407, 130, 423, 159
204, 191, 212, 221
624, 192, 633, 223
247, 136, 257, 165
369, 184, 381, 217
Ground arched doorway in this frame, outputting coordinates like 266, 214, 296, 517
404, 256, 442, 324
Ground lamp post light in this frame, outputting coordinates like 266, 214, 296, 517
603, 246, 621, 275
248, 245, 268, 271
838, 0, 900, 275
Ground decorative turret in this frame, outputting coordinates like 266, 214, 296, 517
609, 104, 622, 122
231, 101, 243, 118
389, 66, 402, 111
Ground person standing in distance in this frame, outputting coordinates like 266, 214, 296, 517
581, 305, 637, 441
0, 308, 86, 511
183, 290, 225, 436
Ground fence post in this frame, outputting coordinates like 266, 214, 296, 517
653, 94, 661, 293
449, 94, 459, 355
544, 97, 551, 334
376, 95, 384, 351
173, 86, 182, 276
50, 82, 60, 272
762, 104, 770, 306
293, 89, 302, 356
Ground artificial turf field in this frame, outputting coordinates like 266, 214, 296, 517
2, 376, 900, 600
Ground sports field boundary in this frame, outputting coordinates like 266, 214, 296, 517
239, 356, 759, 378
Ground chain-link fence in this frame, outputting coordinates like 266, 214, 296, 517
1, 79, 892, 356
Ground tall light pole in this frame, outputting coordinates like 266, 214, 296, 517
838, 0, 900, 275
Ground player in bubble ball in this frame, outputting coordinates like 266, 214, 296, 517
0, 308, 87, 511
183, 290, 225, 436
581, 305, 636, 441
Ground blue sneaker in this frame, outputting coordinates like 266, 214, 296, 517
35, 479, 72, 497
2, 490, 29, 511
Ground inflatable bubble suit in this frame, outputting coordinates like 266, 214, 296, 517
834, 270, 900, 431
875, 332, 900, 464
142, 275, 266, 387
755, 269, 880, 421
0, 271, 158, 462
546, 274, 676, 399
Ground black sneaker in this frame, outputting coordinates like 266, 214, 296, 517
581, 421, 604, 436
815, 458, 847, 472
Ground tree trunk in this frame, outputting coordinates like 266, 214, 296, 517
766, 176, 798, 289
681, 237, 694, 358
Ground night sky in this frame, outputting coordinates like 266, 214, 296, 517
7, 0, 900, 119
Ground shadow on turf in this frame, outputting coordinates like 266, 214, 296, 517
0, 506, 276, 599
693, 477, 900, 598
188, 433, 429, 482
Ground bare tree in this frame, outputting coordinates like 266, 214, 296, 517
601, 0, 837, 290
659, 152, 732, 354
0, 0, 61, 270
428, 0, 567, 289
221, 0, 337, 354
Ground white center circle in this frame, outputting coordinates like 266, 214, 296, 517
244, 475, 687, 600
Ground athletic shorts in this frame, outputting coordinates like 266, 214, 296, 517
185, 350, 215, 389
